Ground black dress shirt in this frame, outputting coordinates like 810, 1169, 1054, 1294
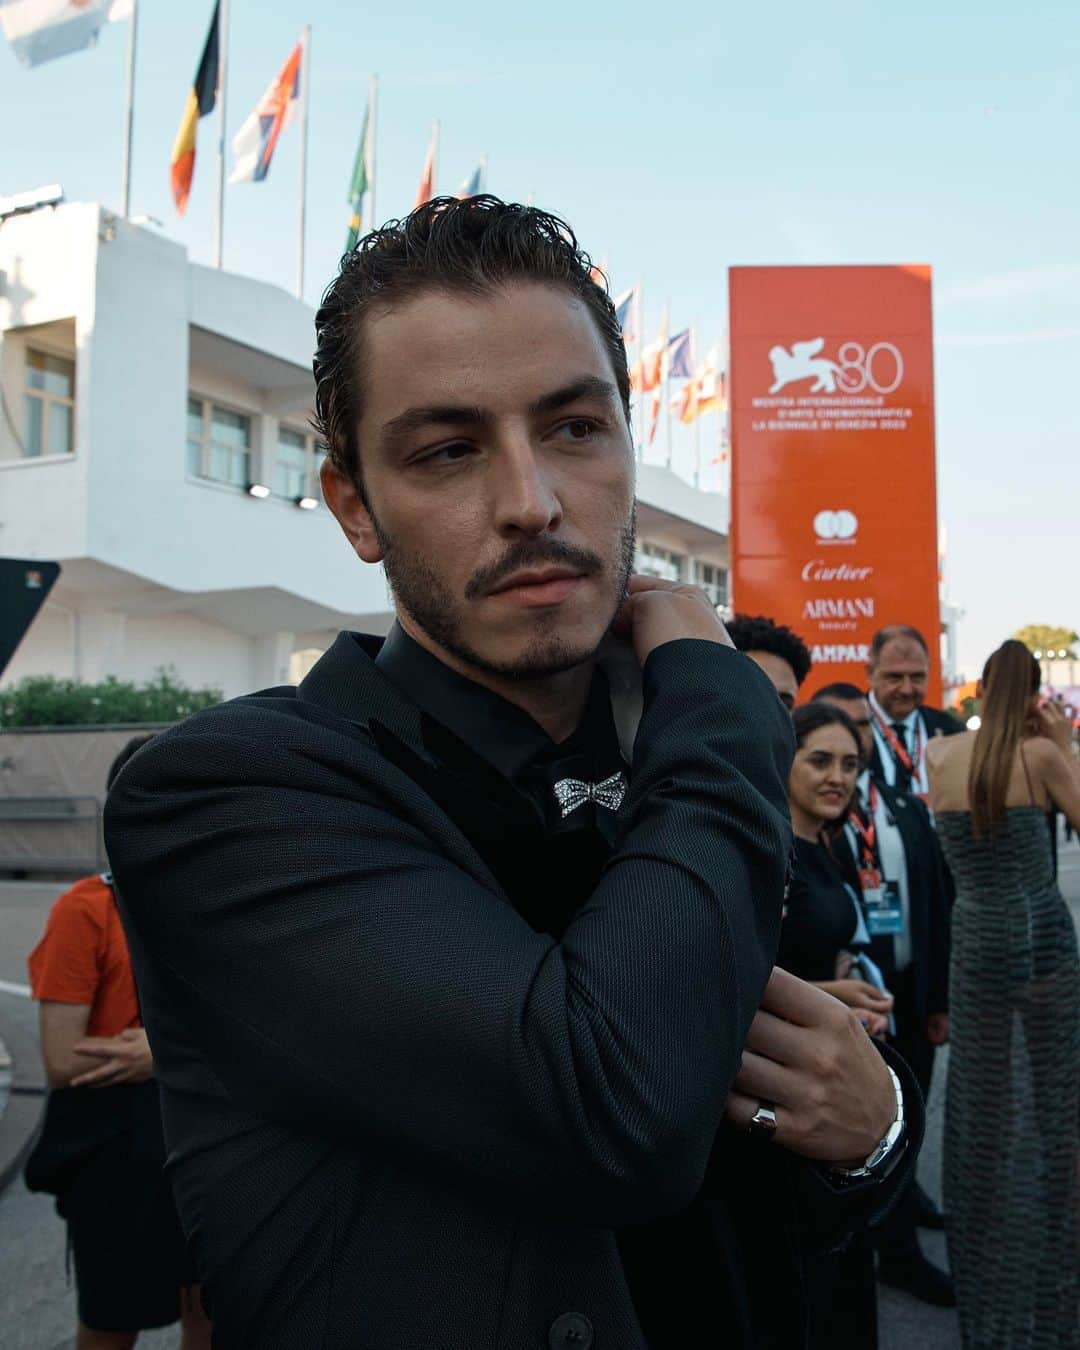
377, 627, 747, 1345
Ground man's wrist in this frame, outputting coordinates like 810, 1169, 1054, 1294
828, 1065, 906, 1184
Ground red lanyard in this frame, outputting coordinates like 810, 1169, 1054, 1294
850, 780, 879, 866
871, 705, 922, 776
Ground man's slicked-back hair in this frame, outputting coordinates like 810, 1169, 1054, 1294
312, 195, 631, 485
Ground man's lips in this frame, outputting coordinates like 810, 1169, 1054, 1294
486, 569, 587, 606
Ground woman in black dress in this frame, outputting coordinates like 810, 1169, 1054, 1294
780, 702, 895, 1349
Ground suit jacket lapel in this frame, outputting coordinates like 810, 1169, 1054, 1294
297, 632, 507, 899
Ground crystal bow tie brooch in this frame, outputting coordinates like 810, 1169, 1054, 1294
553, 772, 628, 818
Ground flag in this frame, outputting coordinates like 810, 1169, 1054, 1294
675, 376, 700, 426
1, 0, 131, 68
229, 39, 303, 184
666, 329, 693, 380
415, 124, 438, 207
695, 344, 727, 415
612, 285, 639, 345
170, 3, 220, 215
632, 304, 669, 394
345, 95, 374, 251
646, 387, 661, 445
455, 159, 486, 199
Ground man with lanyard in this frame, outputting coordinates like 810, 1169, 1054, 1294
813, 682, 953, 1308
866, 624, 962, 803
106, 197, 921, 1350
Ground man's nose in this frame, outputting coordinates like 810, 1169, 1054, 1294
491, 437, 562, 536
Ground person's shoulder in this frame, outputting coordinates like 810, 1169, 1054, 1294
922, 705, 964, 736
47, 873, 113, 932
1024, 735, 1065, 771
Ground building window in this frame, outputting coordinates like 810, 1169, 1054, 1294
693, 560, 728, 608
187, 397, 251, 487
637, 543, 686, 584
275, 426, 324, 501
23, 349, 74, 457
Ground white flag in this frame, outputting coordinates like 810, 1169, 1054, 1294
1, 0, 131, 69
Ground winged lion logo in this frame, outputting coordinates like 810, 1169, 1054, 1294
768, 338, 844, 394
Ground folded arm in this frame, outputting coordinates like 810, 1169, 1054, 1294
106, 640, 792, 1227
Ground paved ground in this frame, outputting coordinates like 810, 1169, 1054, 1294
2, 832, 1078, 1348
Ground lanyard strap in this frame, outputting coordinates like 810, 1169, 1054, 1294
850, 780, 879, 866
872, 706, 923, 776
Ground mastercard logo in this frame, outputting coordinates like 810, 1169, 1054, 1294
813, 510, 858, 541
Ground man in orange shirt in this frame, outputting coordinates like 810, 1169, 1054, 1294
25, 735, 211, 1350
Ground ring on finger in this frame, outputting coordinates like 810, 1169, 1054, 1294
748, 1101, 778, 1140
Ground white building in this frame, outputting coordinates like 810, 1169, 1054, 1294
1, 200, 730, 700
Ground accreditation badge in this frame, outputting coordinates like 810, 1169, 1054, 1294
864, 879, 904, 937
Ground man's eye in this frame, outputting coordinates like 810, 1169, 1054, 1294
558, 418, 599, 440
421, 442, 474, 465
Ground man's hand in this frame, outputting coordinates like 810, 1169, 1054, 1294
612, 574, 733, 667
70, 1027, 153, 1087
726, 968, 897, 1167
926, 1012, 950, 1045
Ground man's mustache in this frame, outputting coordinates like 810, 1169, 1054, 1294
464, 539, 605, 599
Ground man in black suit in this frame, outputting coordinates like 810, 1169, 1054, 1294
105, 198, 919, 1349
866, 624, 962, 798
814, 681, 954, 1306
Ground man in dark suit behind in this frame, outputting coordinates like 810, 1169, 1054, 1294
814, 681, 954, 1306
866, 625, 962, 799
105, 197, 918, 1349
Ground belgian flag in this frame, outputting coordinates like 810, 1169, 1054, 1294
170, 3, 220, 215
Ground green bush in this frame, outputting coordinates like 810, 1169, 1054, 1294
0, 670, 222, 728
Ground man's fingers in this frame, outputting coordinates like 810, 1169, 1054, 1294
760, 967, 837, 1027
731, 1048, 800, 1107
725, 1089, 789, 1140
743, 1008, 810, 1065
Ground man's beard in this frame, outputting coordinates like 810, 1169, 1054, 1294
372, 509, 637, 680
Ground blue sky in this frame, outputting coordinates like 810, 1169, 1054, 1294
3, 0, 1077, 677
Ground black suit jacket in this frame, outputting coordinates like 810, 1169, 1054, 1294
105, 634, 921, 1349
836, 780, 951, 1020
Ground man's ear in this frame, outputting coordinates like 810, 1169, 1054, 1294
320, 458, 384, 564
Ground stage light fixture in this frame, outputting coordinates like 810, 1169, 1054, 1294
295, 495, 319, 510
246, 482, 271, 499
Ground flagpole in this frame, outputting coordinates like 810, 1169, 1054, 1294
120, 0, 138, 219
664, 301, 673, 471
295, 24, 312, 299
213, 0, 229, 269
635, 284, 644, 463
433, 119, 441, 194
367, 73, 378, 231
692, 323, 701, 488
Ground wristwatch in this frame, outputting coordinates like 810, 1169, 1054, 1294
828, 1065, 906, 1185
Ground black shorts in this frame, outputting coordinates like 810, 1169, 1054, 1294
66, 1164, 188, 1333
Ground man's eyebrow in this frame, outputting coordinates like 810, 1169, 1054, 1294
379, 375, 620, 447
528, 376, 620, 417
381, 403, 487, 444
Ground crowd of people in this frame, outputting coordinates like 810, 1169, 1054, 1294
18, 196, 1080, 1349
729, 614, 1080, 1347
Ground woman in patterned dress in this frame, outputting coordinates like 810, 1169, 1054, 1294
927, 640, 1080, 1348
